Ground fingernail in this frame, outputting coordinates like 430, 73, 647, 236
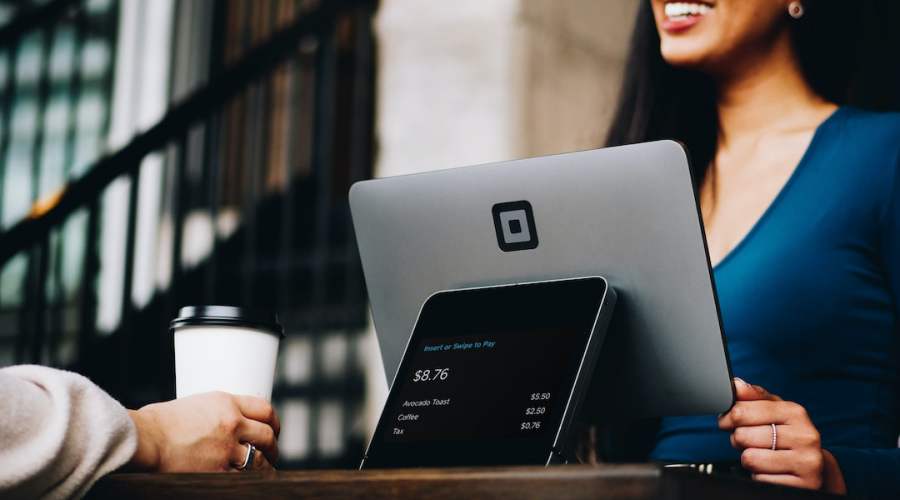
734, 377, 750, 387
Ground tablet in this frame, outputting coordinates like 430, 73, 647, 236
350, 140, 734, 418
360, 277, 616, 469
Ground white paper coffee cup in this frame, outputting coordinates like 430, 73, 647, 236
172, 306, 284, 400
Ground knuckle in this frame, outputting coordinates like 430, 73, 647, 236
264, 402, 278, 423
740, 449, 762, 470
211, 390, 231, 402
261, 425, 276, 444
801, 428, 822, 448
786, 402, 807, 419
801, 449, 824, 469
732, 426, 750, 445
261, 402, 281, 436
210, 391, 238, 410
811, 452, 824, 471
219, 414, 242, 435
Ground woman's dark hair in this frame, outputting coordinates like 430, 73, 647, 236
605, 0, 864, 189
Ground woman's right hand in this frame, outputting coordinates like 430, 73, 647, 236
126, 391, 280, 472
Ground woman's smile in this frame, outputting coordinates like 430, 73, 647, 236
662, 1, 714, 32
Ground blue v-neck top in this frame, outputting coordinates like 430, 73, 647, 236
648, 107, 900, 499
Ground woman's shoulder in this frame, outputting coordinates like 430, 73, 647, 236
818, 106, 900, 165
831, 106, 900, 141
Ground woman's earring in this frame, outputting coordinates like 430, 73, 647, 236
788, 1, 805, 19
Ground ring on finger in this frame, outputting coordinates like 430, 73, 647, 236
770, 423, 777, 451
239, 443, 256, 470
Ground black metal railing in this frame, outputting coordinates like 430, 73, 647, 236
0, 0, 377, 470
0, 1, 373, 263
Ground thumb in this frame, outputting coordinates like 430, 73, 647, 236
733, 377, 782, 402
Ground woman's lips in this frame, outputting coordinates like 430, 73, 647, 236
662, 2, 712, 33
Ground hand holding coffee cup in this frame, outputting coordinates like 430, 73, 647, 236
127, 391, 280, 472
168, 306, 284, 471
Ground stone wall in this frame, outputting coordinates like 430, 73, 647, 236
373, 0, 638, 177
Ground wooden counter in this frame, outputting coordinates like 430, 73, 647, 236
86, 464, 849, 500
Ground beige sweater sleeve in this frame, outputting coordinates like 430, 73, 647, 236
0, 365, 137, 500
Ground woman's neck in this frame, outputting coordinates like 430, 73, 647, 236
714, 41, 834, 150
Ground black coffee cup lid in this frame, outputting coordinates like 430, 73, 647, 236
170, 305, 285, 338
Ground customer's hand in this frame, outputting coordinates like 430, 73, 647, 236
126, 391, 280, 472
718, 378, 845, 494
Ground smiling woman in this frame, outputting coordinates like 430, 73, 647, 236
602, 1, 900, 500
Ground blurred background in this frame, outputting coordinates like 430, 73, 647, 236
0, 0, 897, 470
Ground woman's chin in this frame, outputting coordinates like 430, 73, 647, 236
661, 51, 709, 71
659, 41, 723, 74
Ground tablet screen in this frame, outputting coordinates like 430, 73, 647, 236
361, 277, 615, 468
386, 327, 578, 442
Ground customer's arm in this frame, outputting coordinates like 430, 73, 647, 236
0, 365, 280, 500
0, 365, 137, 500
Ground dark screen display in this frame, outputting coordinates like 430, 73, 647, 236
362, 277, 613, 468
383, 327, 579, 442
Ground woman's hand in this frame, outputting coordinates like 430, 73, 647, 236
718, 378, 846, 494
126, 391, 280, 472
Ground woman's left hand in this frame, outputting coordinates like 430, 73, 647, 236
718, 378, 846, 494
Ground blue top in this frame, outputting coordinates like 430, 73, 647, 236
648, 106, 900, 499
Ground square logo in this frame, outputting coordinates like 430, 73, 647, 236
492, 201, 539, 252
